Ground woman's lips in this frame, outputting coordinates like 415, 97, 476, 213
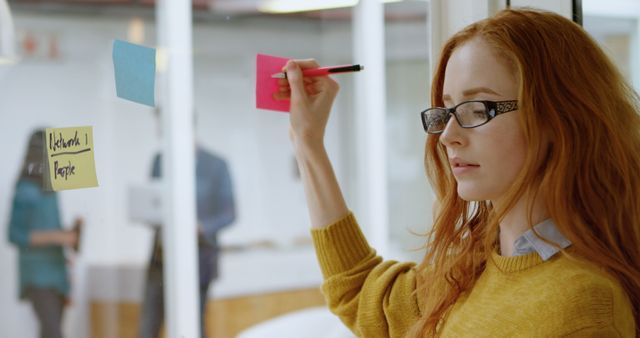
452, 164, 480, 175
451, 159, 480, 176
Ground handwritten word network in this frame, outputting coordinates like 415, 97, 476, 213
49, 131, 87, 152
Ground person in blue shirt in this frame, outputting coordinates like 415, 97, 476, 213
139, 143, 237, 338
7, 129, 82, 338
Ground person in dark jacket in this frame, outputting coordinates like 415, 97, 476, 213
139, 144, 236, 338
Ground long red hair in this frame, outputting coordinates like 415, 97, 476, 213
411, 8, 640, 337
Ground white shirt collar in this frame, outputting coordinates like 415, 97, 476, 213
511, 219, 572, 261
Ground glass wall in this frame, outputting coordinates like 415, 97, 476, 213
383, 0, 432, 262
2, 1, 638, 338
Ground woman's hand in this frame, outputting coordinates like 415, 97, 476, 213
274, 59, 340, 149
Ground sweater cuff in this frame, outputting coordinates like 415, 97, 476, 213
311, 212, 373, 278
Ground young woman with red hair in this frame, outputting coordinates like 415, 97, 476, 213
277, 8, 639, 337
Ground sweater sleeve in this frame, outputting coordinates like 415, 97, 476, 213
311, 213, 422, 338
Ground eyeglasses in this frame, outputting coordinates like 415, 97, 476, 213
420, 100, 518, 134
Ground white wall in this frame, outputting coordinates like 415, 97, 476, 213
0, 10, 434, 338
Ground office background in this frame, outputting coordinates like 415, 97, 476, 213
0, 0, 637, 337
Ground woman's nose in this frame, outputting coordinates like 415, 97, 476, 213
439, 114, 465, 148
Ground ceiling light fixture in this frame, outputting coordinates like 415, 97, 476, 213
259, 0, 358, 14
258, 0, 407, 14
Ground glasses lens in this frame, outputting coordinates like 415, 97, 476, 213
424, 109, 448, 133
456, 101, 488, 127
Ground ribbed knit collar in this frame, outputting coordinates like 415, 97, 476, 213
489, 249, 545, 273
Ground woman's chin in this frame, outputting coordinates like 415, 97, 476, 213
456, 187, 487, 202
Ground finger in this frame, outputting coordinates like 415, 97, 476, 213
311, 76, 340, 95
293, 59, 320, 70
288, 77, 314, 87
278, 86, 290, 93
278, 78, 310, 86
281, 59, 320, 72
273, 92, 291, 101
285, 61, 308, 106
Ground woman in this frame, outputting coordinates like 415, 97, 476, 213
8, 129, 81, 338
277, 8, 639, 337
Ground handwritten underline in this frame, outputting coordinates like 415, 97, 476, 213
50, 148, 92, 157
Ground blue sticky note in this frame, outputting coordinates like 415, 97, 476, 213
112, 39, 156, 107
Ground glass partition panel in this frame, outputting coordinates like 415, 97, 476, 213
0, 0, 441, 337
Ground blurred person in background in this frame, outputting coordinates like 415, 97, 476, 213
140, 110, 237, 338
7, 129, 82, 338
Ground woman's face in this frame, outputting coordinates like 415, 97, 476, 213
440, 37, 525, 204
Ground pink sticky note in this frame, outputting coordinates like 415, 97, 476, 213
256, 53, 291, 112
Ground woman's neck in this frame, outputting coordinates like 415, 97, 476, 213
493, 195, 548, 257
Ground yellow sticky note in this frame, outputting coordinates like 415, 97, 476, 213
45, 126, 99, 191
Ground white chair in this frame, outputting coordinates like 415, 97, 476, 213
236, 306, 356, 338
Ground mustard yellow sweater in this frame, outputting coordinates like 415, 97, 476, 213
311, 213, 636, 337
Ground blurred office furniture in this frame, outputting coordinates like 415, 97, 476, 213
89, 240, 326, 338
236, 306, 355, 338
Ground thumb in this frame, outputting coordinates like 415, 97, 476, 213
285, 61, 307, 106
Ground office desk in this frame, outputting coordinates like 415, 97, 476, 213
88, 245, 325, 338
